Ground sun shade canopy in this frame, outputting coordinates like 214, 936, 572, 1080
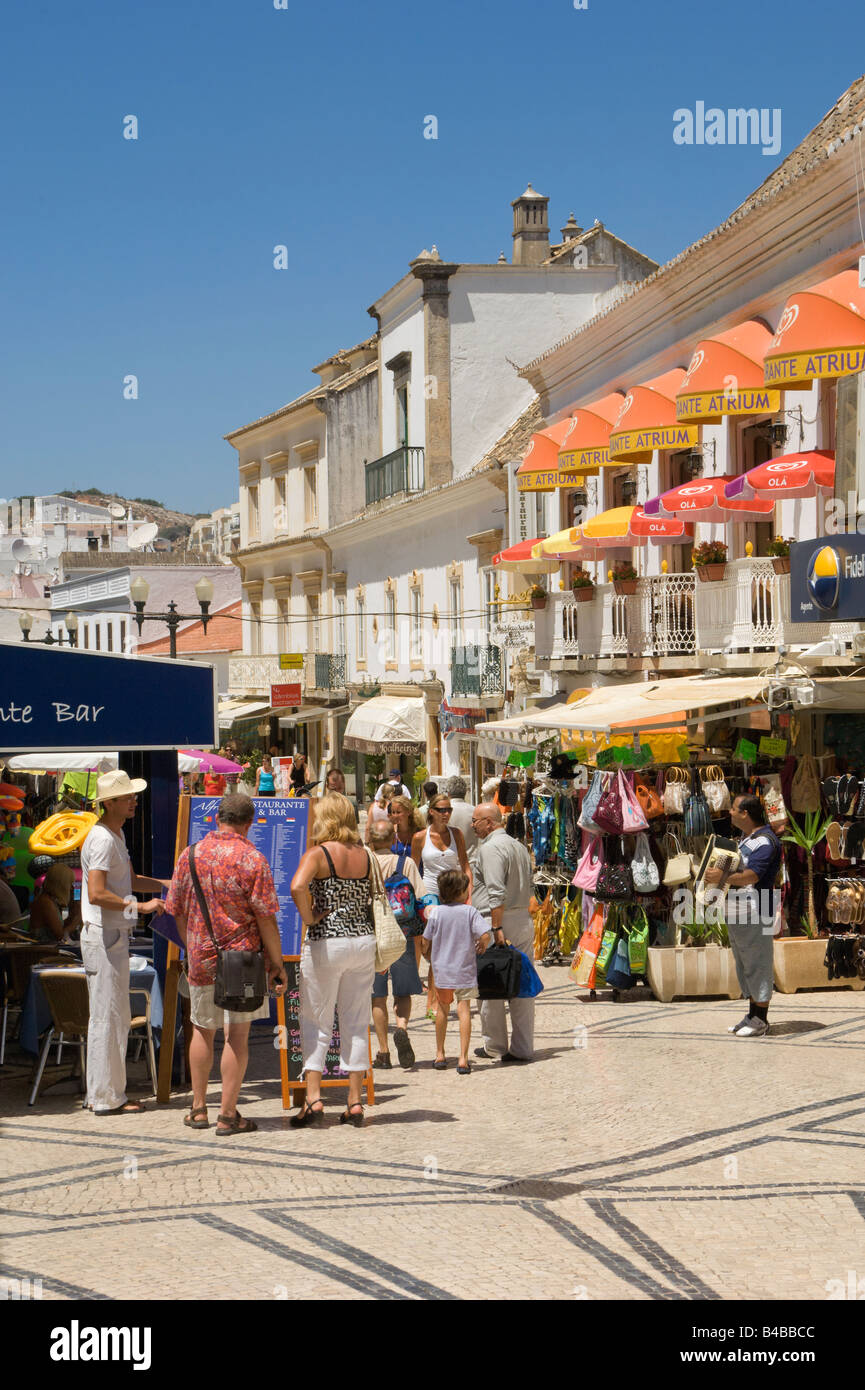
515, 419, 576, 492
676, 320, 781, 423
343, 696, 425, 754
608, 370, 699, 463
557, 392, 625, 479
492, 538, 560, 573
643, 475, 775, 522
764, 270, 865, 389
576, 505, 694, 548
725, 450, 835, 501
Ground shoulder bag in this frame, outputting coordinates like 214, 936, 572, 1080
572, 834, 604, 892
684, 768, 713, 837
620, 769, 649, 833
700, 764, 731, 814
594, 837, 633, 903
791, 754, 821, 814
578, 770, 605, 833
365, 848, 406, 972
663, 765, 689, 817
662, 830, 693, 887
636, 780, 665, 821
188, 843, 267, 1012
594, 772, 624, 835
632, 832, 660, 893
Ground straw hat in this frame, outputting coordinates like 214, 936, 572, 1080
92, 770, 148, 804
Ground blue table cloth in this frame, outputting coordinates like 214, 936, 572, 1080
19, 964, 162, 1056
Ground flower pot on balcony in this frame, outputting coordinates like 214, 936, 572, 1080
531, 595, 548, 611
771, 556, 791, 575
695, 564, 727, 583
612, 580, 638, 596
773, 936, 865, 993
646, 944, 742, 1003
572, 586, 594, 603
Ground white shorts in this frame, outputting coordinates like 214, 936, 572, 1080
189, 983, 272, 1031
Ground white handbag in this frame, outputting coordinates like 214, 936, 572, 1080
364, 848, 406, 972
701, 765, 731, 814
632, 832, 660, 893
662, 831, 693, 887
663, 766, 688, 817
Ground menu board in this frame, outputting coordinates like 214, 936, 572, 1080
281, 960, 346, 1082
186, 795, 312, 954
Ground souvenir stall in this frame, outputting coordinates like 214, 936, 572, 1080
476, 674, 865, 1000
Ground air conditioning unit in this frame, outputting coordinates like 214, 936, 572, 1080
852, 631, 865, 657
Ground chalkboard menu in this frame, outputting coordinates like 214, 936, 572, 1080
280, 959, 346, 1082
186, 795, 311, 954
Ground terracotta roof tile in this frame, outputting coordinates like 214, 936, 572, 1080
137, 601, 242, 655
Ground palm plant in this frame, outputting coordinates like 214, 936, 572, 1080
781, 811, 832, 935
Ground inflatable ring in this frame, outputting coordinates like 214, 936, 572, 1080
29, 811, 97, 854
0, 783, 25, 801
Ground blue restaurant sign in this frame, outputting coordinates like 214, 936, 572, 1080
0, 642, 217, 751
790, 534, 865, 623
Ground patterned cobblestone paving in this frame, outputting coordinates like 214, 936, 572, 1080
2, 971, 865, 1301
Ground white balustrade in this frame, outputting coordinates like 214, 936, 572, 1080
694, 558, 857, 652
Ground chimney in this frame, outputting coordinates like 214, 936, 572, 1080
560, 212, 583, 242
511, 183, 550, 266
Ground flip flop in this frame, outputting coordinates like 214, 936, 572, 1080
456, 1064, 471, 1075
432, 1059, 447, 1070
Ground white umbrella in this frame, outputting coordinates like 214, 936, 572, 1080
3, 751, 201, 773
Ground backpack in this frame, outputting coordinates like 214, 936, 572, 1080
384, 854, 420, 936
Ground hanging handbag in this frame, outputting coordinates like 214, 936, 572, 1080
663, 765, 688, 816
604, 931, 635, 990
700, 764, 731, 815
364, 848, 406, 972
188, 844, 267, 1013
662, 830, 693, 887
791, 754, 821, 814
627, 906, 650, 975
620, 769, 649, 833
636, 780, 664, 820
594, 773, 624, 835
578, 769, 605, 834
594, 837, 634, 902
570, 902, 604, 987
684, 768, 713, 837
595, 924, 619, 984
572, 834, 604, 892
759, 774, 789, 834
632, 832, 660, 894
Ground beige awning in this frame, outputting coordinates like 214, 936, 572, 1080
342, 696, 425, 754
218, 699, 272, 728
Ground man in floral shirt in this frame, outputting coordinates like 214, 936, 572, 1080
167, 793, 287, 1135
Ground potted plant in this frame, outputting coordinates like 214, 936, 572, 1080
767, 536, 792, 574
530, 583, 547, 611
692, 540, 728, 582
611, 561, 638, 596
571, 569, 595, 604
647, 916, 741, 1002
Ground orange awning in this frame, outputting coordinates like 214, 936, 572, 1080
516, 418, 575, 492
556, 392, 625, 479
676, 320, 781, 422
608, 369, 699, 463
763, 270, 865, 389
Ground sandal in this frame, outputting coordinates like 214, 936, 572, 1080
94, 1099, 146, 1115
432, 1058, 447, 1070
215, 1110, 258, 1136
289, 1098, 325, 1128
340, 1102, 364, 1127
184, 1106, 209, 1129
372, 1051, 392, 1069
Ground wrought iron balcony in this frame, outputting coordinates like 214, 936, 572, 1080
450, 644, 503, 699
365, 446, 425, 506
307, 652, 347, 691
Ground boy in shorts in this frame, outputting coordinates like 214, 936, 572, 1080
422, 869, 489, 1074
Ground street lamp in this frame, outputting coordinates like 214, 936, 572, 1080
130, 574, 214, 658
18, 611, 78, 646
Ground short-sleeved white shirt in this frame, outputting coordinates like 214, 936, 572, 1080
81, 823, 133, 931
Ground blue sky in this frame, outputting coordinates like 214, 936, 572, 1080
1, 0, 862, 514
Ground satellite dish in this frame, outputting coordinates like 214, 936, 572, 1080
11, 538, 35, 561
109, 503, 126, 519
128, 522, 159, 550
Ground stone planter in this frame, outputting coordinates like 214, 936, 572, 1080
646, 944, 742, 1002
695, 563, 727, 582
613, 580, 638, 596
572, 586, 594, 603
771, 556, 791, 575
773, 936, 865, 993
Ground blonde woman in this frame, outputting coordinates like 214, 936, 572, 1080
290, 792, 375, 1127
388, 795, 420, 855
411, 792, 473, 1016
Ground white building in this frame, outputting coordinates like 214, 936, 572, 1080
225, 188, 657, 790
190, 504, 241, 559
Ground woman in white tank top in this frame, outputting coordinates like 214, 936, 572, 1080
411, 793, 473, 900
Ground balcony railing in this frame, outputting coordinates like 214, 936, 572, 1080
451, 644, 504, 698
229, 654, 283, 696
306, 652, 347, 691
534, 561, 859, 664
365, 446, 425, 506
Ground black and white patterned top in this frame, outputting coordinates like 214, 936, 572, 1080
308, 845, 374, 941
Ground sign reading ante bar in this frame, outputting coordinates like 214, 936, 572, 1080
790, 535, 865, 622
0, 642, 217, 751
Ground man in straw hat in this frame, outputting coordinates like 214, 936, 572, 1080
80, 770, 170, 1115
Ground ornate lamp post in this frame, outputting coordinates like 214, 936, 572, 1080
18, 611, 79, 647
129, 575, 214, 659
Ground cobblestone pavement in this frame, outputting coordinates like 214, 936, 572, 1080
2, 970, 865, 1301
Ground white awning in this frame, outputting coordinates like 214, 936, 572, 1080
3, 751, 201, 773
277, 705, 349, 728
342, 696, 425, 754
218, 699, 271, 728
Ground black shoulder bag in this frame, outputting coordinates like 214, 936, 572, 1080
188, 843, 267, 1012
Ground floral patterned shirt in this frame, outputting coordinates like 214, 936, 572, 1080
167, 828, 280, 985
